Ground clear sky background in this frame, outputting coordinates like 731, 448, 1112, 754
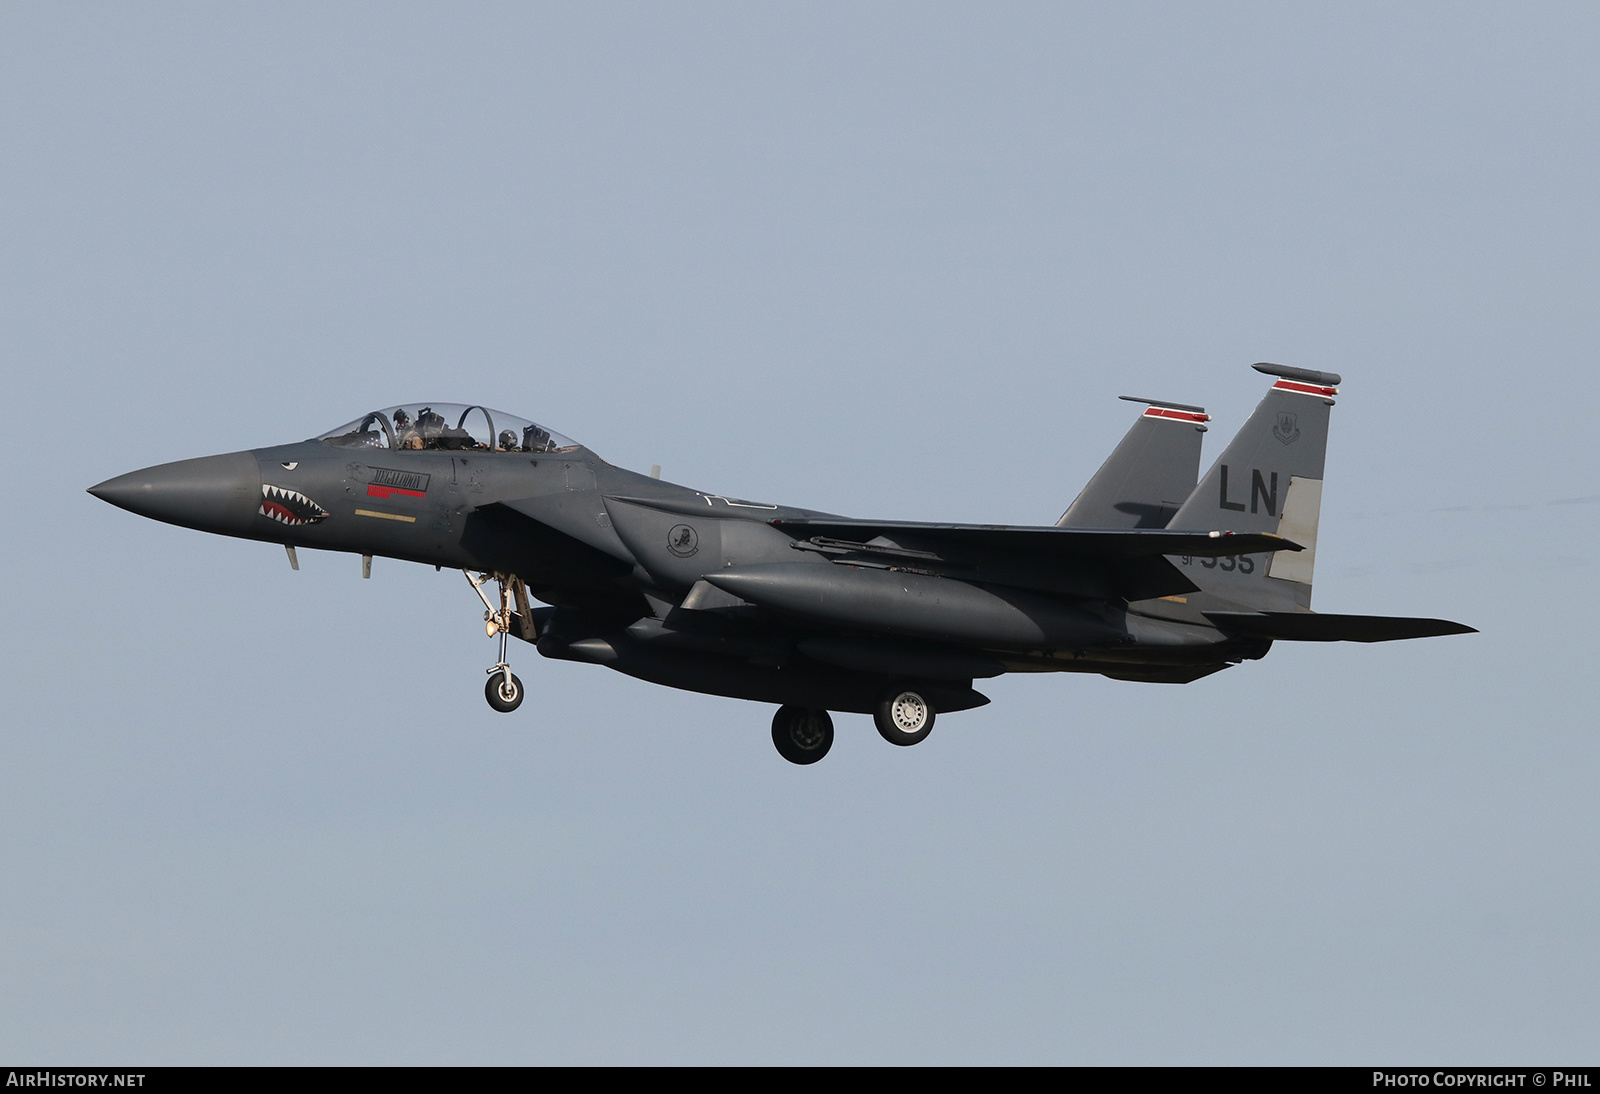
2, 2, 1596, 1064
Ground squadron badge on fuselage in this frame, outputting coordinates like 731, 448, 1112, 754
667, 524, 699, 557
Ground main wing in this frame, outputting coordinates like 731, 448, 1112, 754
770, 517, 1297, 558
768, 516, 1301, 602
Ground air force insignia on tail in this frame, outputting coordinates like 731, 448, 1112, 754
1273, 411, 1301, 445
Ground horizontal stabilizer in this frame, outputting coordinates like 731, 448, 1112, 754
770, 519, 1302, 560
1204, 611, 1477, 643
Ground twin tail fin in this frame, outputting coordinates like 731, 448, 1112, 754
1166, 363, 1340, 611
1058, 396, 1209, 530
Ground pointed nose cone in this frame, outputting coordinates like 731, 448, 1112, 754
89, 451, 262, 535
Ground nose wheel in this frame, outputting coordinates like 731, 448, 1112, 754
486, 669, 524, 712
466, 570, 531, 714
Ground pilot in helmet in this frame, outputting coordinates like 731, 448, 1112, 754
522, 423, 551, 453
393, 407, 424, 450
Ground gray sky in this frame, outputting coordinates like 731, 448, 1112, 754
3, 2, 1596, 1063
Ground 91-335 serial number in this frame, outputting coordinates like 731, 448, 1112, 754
1179, 554, 1256, 573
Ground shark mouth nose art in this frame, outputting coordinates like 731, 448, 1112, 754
259, 484, 330, 526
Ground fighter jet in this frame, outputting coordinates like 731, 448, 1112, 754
88, 363, 1473, 764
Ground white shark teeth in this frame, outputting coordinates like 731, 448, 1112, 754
259, 484, 329, 526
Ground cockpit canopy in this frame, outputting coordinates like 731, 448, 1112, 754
316, 404, 578, 454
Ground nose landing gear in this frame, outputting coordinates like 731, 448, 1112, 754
466, 570, 529, 713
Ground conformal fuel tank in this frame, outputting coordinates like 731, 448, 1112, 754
705, 563, 1122, 649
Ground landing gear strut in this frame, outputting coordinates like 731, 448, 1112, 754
466, 570, 526, 713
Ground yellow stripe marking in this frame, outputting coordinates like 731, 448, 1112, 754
354, 508, 417, 523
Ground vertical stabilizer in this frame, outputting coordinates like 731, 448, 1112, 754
1057, 397, 1209, 529
1166, 364, 1341, 610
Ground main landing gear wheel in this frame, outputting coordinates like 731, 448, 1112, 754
485, 671, 524, 713
874, 687, 935, 746
771, 705, 834, 765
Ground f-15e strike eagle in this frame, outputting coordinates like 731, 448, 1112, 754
89, 363, 1473, 764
